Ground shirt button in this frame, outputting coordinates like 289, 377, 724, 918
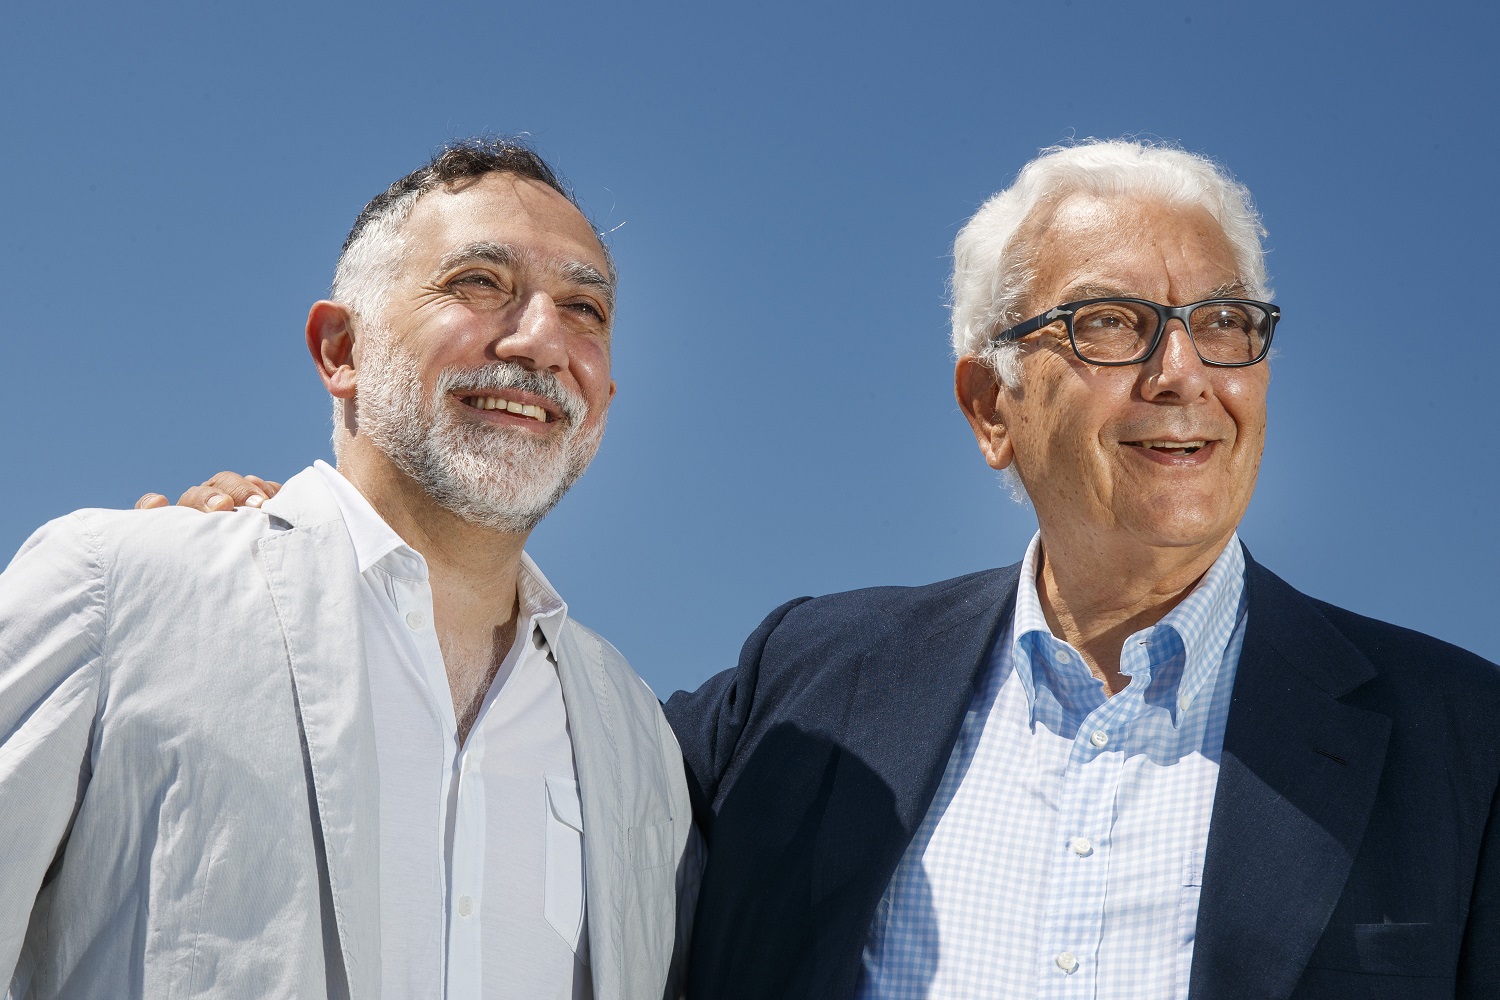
1090, 729, 1110, 748
1056, 951, 1079, 974
1053, 649, 1073, 665
1069, 836, 1093, 856
457, 895, 473, 917
1178, 693, 1193, 712
405, 610, 426, 630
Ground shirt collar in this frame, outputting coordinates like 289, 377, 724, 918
1009, 530, 1245, 723
314, 460, 413, 575
313, 460, 570, 640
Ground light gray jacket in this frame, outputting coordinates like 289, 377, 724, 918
0, 470, 693, 999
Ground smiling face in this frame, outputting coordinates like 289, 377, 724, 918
961, 193, 1269, 560
348, 171, 617, 532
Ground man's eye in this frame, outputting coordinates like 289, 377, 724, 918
1080, 310, 1133, 330
1204, 309, 1252, 332
454, 274, 500, 289
566, 301, 605, 322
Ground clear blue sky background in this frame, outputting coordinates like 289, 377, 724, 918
3, 0, 1496, 695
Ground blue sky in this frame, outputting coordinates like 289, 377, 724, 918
2, 0, 1496, 694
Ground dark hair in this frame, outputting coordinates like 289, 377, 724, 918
341, 136, 580, 255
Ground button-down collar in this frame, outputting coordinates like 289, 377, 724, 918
1009, 531, 1246, 728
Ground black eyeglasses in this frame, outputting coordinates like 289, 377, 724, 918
991, 297, 1280, 367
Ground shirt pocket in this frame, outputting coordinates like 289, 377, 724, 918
544, 774, 587, 953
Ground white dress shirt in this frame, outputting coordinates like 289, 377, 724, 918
315, 462, 590, 1000
856, 533, 1248, 999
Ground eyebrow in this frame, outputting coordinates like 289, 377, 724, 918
434, 241, 616, 312
435, 241, 520, 275
560, 259, 616, 312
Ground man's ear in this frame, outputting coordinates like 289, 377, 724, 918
307, 301, 358, 399
955, 355, 1014, 471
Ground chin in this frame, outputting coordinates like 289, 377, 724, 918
1121, 497, 1240, 550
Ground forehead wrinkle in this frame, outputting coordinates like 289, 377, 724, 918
1057, 277, 1253, 305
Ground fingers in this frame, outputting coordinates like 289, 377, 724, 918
174, 486, 238, 512
242, 475, 284, 500
172, 472, 280, 512
136, 472, 284, 513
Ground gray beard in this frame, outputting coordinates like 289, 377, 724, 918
355, 333, 604, 533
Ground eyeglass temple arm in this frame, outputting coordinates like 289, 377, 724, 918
991, 306, 1072, 345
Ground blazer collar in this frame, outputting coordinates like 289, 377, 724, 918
1189, 553, 1391, 1000
257, 468, 383, 1000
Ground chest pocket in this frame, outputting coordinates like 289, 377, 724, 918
544, 774, 588, 954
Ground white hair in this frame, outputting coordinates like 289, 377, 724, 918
329, 188, 425, 328
950, 139, 1273, 386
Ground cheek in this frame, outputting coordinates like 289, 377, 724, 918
1219, 377, 1269, 438
567, 339, 613, 400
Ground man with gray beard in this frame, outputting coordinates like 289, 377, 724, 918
0, 139, 692, 1000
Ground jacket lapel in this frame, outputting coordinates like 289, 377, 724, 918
810, 567, 1020, 910
1189, 557, 1392, 1000
257, 471, 382, 1000
550, 621, 627, 1000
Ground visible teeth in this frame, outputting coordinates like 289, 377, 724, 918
463, 396, 549, 422
1139, 440, 1206, 449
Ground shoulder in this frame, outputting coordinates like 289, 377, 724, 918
752, 565, 1020, 665
8, 506, 278, 582
1309, 595, 1500, 694
707, 565, 1020, 719
559, 616, 673, 718
72, 506, 285, 582
1246, 558, 1500, 698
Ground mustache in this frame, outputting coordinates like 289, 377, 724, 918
435, 361, 587, 425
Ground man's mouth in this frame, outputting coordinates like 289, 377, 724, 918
460, 395, 552, 423
1125, 439, 1208, 457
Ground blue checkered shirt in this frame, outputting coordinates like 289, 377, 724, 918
855, 534, 1248, 999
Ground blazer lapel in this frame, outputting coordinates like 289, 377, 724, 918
1190, 557, 1392, 1000
550, 621, 627, 1000
810, 567, 1021, 910
257, 472, 382, 1000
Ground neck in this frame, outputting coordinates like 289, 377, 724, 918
338, 446, 529, 624
1032, 525, 1234, 694
338, 443, 534, 745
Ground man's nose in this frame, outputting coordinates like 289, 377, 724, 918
1140, 319, 1211, 400
496, 292, 569, 372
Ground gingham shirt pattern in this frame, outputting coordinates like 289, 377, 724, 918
856, 534, 1248, 1000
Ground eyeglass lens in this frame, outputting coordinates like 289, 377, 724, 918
1070, 300, 1271, 364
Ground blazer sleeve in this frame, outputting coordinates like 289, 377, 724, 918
662, 596, 811, 835
0, 515, 107, 975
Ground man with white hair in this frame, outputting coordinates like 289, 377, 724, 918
665, 141, 1500, 999
0, 139, 691, 999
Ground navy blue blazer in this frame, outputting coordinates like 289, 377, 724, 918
664, 555, 1500, 999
